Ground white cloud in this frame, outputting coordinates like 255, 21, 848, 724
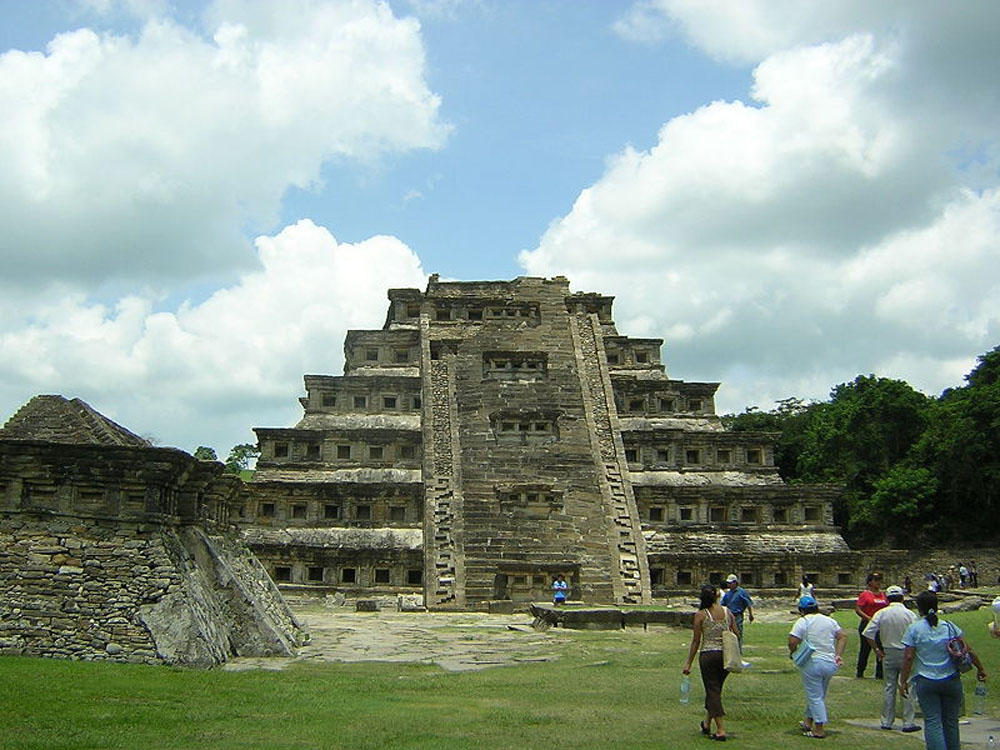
0, 220, 427, 453
523, 2, 1000, 412
0, 0, 449, 287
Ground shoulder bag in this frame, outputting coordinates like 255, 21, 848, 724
791, 617, 815, 668
945, 621, 974, 673
722, 610, 742, 672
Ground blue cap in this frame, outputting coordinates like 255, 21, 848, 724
798, 595, 817, 609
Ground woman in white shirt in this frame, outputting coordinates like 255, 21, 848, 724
798, 575, 815, 602
788, 595, 847, 739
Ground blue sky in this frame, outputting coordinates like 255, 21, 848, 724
284, 3, 751, 280
1, 1, 998, 456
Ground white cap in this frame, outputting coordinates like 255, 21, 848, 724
725, 574, 739, 584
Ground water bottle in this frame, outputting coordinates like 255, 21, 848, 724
974, 680, 987, 715
987, 734, 996, 750
680, 675, 691, 704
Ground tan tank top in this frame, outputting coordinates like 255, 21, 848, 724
700, 607, 728, 652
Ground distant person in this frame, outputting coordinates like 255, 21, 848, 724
683, 584, 740, 741
991, 595, 1000, 638
721, 574, 754, 646
799, 575, 815, 602
903, 575, 913, 594
552, 574, 568, 605
900, 590, 987, 750
863, 585, 920, 733
969, 561, 978, 588
855, 572, 888, 679
958, 564, 968, 588
789, 595, 847, 739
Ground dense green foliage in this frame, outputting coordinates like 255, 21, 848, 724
193, 445, 218, 461
1, 609, 996, 750
224, 442, 260, 474
725, 346, 1000, 546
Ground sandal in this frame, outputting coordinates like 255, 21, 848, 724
711, 735, 727, 741
803, 731, 825, 739
701, 721, 711, 736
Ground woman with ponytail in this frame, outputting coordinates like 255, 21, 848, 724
900, 591, 987, 750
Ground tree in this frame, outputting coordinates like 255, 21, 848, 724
225, 443, 260, 474
792, 375, 931, 544
193, 446, 218, 461
910, 347, 1000, 541
723, 398, 816, 480
854, 465, 937, 546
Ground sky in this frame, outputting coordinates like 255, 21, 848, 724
1, 0, 998, 457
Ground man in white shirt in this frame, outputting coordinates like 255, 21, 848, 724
863, 585, 920, 732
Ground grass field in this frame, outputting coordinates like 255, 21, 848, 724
1, 608, 997, 749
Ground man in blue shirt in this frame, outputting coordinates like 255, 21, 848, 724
721, 574, 755, 645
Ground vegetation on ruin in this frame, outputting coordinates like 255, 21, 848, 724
725, 345, 1000, 547
1, 607, 997, 750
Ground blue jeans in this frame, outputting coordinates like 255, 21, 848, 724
913, 674, 963, 750
733, 613, 745, 645
800, 658, 838, 725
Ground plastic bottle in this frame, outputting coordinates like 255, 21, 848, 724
987, 734, 996, 750
974, 680, 987, 715
680, 675, 691, 704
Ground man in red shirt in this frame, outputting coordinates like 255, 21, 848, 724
855, 572, 888, 678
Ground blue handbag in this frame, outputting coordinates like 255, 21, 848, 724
792, 618, 815, 667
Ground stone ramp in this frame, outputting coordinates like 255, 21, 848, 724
223, 606, 560, 673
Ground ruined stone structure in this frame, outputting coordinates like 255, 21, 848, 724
247, 276, 860, 607
0, 396, 302, 666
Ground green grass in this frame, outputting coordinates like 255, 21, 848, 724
1, 609, 997, 749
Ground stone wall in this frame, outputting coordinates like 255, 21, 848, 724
0, 426, 302, 667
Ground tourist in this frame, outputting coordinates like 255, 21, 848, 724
721, 574, 754, 646
862, 585, 920, 732
789, 595, 847, 739
551, 573, 568, 605
969, 561, 978, 588
683, 584, 740, 741
900, 590, 987, 750
958, 563, 968, 588
799, 575, 815, 603
855, 572, 888, 679
903, 574, 913, 594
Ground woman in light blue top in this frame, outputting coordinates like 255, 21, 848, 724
900, 591, 987, 750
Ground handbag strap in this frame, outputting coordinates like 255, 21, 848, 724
800, 614, 815, 643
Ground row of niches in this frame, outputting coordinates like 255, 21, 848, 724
650, 567, 855, 589
623, 444, 769, 468
493, 417, 558, 443
250, 496, 423, 525
263, 439, 421, 463
269, 561, 424, 587
615, 394, 711, 415
640, 501, 828, 525
605, 349, 660, 368
1, 480, 181, 517
482, 352, 548, 379
348, 345, 419, 368
306, 391, 422, 412
426, 303, 541, 324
